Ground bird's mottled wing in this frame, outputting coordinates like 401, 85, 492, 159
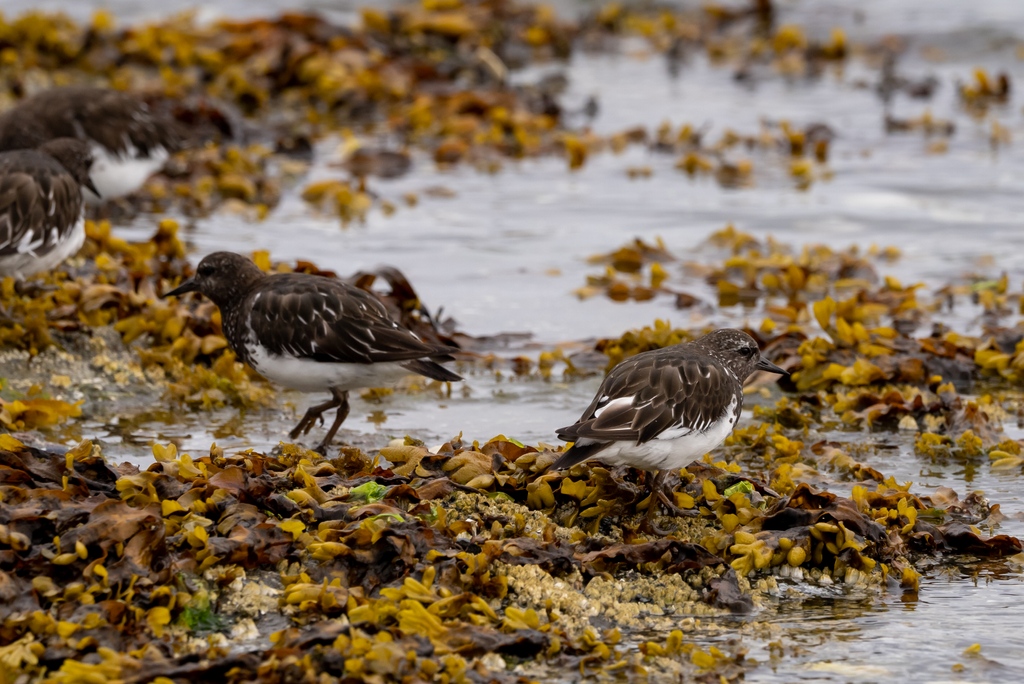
76, 88, 183, 155
557, 351, 738, 445
246, 275, 451, 364
0, 153, 82, 258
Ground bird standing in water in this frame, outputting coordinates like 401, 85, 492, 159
164, 252, 462, 453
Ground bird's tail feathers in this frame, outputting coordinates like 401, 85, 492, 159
402, 358, 462, 382
547, 439, 608, 472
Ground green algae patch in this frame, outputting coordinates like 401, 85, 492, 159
176, 580, 229, 633
347, 480, 388, 503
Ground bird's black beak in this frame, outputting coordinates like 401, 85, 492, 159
163, 278, 199, 299
756, 357, 788, 376
84, 177, 101, 199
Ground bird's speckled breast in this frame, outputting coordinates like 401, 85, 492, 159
219, 297, 254, 365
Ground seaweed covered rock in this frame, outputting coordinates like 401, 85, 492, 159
0, 430, 1016, 681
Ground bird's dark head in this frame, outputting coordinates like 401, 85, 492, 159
163, 251, 266, 308
692, 328, 788, 381
37, 138, 100, 197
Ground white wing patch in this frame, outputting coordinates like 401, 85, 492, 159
593, 395, 632, 418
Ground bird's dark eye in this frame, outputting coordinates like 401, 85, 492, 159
739, 346, 757, 358
197, 263, 214, 277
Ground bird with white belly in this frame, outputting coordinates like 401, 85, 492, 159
0, 138, 99, 279
0, 86, 182, 201
163, 251, 462, 453
548, 329, 787, 534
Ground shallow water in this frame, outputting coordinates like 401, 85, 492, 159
15, 0, 1024, 680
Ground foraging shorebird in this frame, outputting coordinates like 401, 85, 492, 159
0, 86, 182, 201
0, 139, 99, 279
549, 329, 787, 533
163, 252, 462, 453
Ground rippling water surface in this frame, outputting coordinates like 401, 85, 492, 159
14, 0, 1024, 680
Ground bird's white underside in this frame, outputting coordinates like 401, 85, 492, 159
87, 144, 168, 201
0, 215, 85, 279
248, 343, 411, 393
579, 395, 739, 471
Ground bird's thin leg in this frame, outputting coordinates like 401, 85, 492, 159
640, 469, 673, 536
14, 279, 57, 298
289, 393, 342, 440
657, 481, 698, 518
313, 390, 350, 454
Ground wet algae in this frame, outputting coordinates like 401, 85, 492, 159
1, 428, 1018, 683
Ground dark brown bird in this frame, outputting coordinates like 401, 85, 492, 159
164, 252, 462, 453
0, 86, 183, 200
550, 329, 786, 533
0, 138, 99, 279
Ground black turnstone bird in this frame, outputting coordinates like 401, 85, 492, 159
0, 138, 99, 279
0, 86, 182, 200
163, 252, 462, 452
549, 329, 787, 533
